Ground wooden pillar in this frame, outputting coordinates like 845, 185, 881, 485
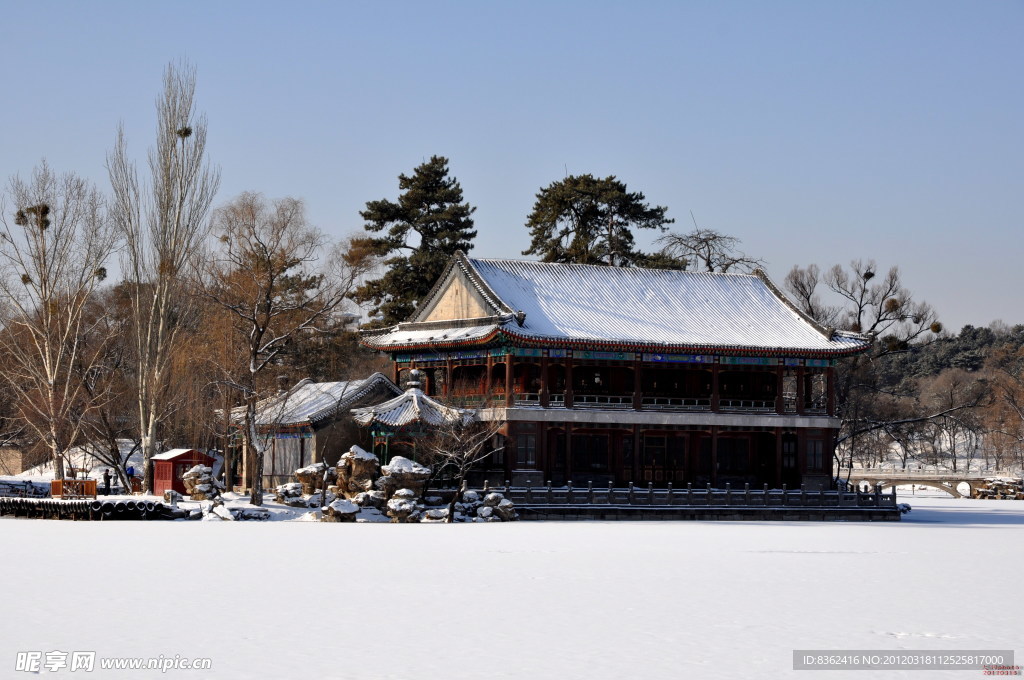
797, 429, 806, 486
710, 425, 719, 488
565, 422, 574, 484
684, 432, 695, 482
825, 428, 835, 483
505, 352, 514, 407
565, 353, 574, 409
633, 424, 642, 483
485, 355, 493, 399
444, 359, 453, 399
502, 424, 513, 484
827, 365, 836, 416
795, 365, 806, 415
633, 357, 642, 410
775, 428, 783, 488
538, 421, 548, 479
711, 361, 720, 412
539, 356, 550, 407
775, 365, 785, 415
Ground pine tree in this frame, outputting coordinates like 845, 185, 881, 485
523, 174, 673, 267
351, 156, 476, 325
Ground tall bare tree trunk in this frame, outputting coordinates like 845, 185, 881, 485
108, 61, 220, 492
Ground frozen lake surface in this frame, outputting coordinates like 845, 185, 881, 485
2, 492, 1021, 679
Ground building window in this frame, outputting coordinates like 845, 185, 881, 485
516, 434, 536, 468
782, 436, 798, 470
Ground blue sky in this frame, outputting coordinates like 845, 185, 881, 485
3, 1, 1021, 332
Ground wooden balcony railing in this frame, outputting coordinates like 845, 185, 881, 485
572, 394, 634, 409
641, 396, 711, 410
719, 398, 776, 412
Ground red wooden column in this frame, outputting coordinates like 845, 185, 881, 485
711, 361, 720, 412
775, 365, 785, 414
485, 355, 493, 399
633, 356, 643, 410
827, 365, 836, 416
444, 358, 453, 399
795, 365, 806, 415
539, 355, 550, 407
565, 353, 574, 409
505, 352, 514, 407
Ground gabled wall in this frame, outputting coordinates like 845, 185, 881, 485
419, 270, 494, 322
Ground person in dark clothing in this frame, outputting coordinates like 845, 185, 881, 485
103, 469, 111, 496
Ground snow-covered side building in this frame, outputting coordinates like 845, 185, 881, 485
361, 252, 872, 490
238, 373, 402, 488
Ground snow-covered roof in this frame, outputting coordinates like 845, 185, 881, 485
151, 448, 204, 461
363, 253, 870, 357
351, 388, 475, 430
245, 373, 401, 427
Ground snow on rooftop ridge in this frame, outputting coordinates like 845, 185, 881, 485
351, 388, 475, 429
250, 372, 399, 427
151, 448, 203, 460
372, 255, 870, 355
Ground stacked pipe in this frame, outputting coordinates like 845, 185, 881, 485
0, 497, 181, 521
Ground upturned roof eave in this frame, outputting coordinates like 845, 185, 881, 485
368, 326, 871, 359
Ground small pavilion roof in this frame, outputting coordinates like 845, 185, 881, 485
351, 388, 475, 430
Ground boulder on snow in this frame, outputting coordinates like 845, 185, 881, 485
274, 482, 305, 505
232, 506, 271, 521
352, 490, 386, 510
295, 462, 336, 495
386, 488, 423, 523
378, 456, 431, 500
201, 499, 235, 521
322, 498, 360, 522
306, 490, 336, 508
336, 445, 381, 498
470, 492, 517, 521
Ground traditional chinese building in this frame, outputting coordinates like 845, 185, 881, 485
361, 252, 871, 491
238, 373, 401, 488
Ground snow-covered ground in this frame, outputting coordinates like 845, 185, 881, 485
1, 491, 1021, 679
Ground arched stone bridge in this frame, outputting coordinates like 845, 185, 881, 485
843, 469, 1012, 498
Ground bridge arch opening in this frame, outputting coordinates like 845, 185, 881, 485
881, 481, 963, 499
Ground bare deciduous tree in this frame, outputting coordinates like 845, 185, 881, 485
107, 61, 220, 492
785, 259, 952, 475
206, 192, 368, 505
655, 227, 765, 273
419, 415, 504, 522
0, 163, 118, 479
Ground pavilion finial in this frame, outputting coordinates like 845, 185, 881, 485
405, 368, 425, 389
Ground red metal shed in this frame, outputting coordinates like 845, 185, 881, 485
152, 449, 215, 496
